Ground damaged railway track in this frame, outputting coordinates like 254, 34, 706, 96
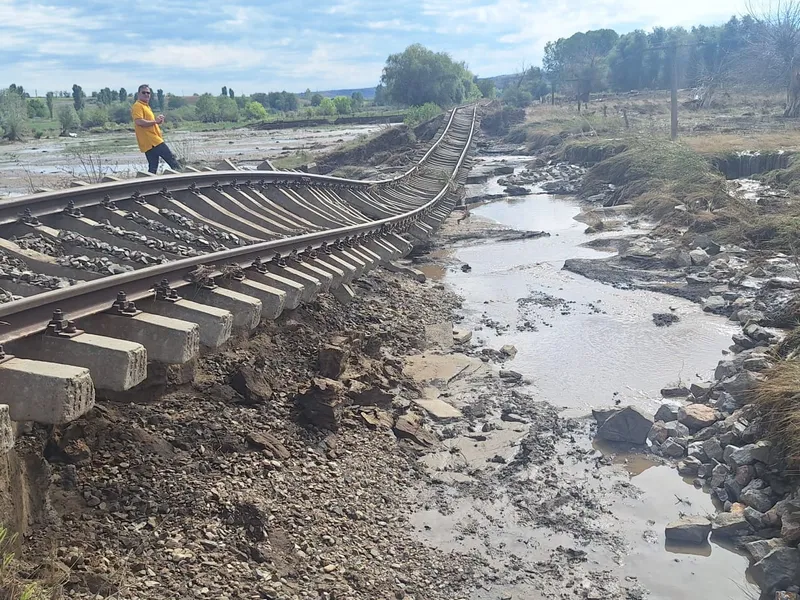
0, 105, 476, 438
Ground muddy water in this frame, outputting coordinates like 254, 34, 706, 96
423, 190, 757, 598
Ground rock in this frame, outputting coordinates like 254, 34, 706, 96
714, 391, 739, 414
740, 481, 775, 513
596, 406, 654, 445
678, 404, 719, 431
295, 378, 347, 430
782, 509, 800, 544
592, 407, 619, 426
661, 386, 690, 398
768, 276, 800, 289
648, 420, 690, 444
318, 344, 349, 379
654, 403, 680, 422
499, 370, 522, 382
745, 538, 788, 562
690, 382, 712, 400
229, 366, 273, 404
751, 548, 800, 596
711, 464, 730, 488
715, 359, 739, 381
348, 384, 394, 409
727, 441, 773, 468
662, 438, 686, 458
425, 322, 454, 349
452, 328, 472, 344
665, 516, 711, 544
504, 185, 530, 196
494, 165, 515, 175
743, 356, 771, 372
744, 323, 777, 343
393, 412, 438, 447
734, 464, 756, 487
245, 432, 291, 460
500, 344, 517, 358
678, 457, 703, 476
659, 247, 692, 268
744, 506, 768, 530
735, 309, 765, 324
702, 295, 727, 312
689, 248, 711, 266
359, 408, 394, 430
653, 313, 680, 327
500, 410, 527, 423
732, 333, 758, 350
702, 438, 724, 462
711, 512, 752, 538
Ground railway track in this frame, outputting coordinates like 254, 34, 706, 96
0, 105, 477, 443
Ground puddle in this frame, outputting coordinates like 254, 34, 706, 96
419, 180, 757, 599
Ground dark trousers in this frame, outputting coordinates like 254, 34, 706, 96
145, 142, 179, 174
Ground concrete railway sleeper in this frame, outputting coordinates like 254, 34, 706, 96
0, 105, 477, 450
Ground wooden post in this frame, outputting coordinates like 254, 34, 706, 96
671, 44, 678, 141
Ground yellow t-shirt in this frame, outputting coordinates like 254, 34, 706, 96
131, 100, 164, 152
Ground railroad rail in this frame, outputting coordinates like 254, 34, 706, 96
0, 105, 477, 438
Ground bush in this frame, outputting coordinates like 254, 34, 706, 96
170, 105, 199, 122
502, 86, 533, 108
333, 96, 352, 115
318, 98, 336, 116
57, 104, 79, 134
217, 96, 239, 121
79, 106, 109, 128
109, 102, 132, 125
26, 98, 48, 119
404, 102, 442, 126
245, 101, 268, 120
195, 94, 218, 122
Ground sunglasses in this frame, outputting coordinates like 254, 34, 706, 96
141, 91, 151, 95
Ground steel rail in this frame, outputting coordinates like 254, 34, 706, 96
0, 108, 460, 227
0, 106, 476, 344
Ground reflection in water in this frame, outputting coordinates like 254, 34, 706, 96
665, 539, 713, 557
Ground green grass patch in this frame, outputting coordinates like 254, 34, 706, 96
272, 150, 314, 169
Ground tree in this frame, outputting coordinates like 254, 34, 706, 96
156, 89, 165, 111
476, 78, 496, 98
333, 96, 352, 115
228, 88, 234, 98
245, 101, 268, 120
543, 29, 619, 102
119, 87, 127, 101
195, 93, 219, 122
748, 0, 800, 116
97, 87, 113, 105
318, 97, 337, 116
374, 84, 387, 106
27, 98, 48, 118
0, 87, 30, 140
380, 44, 479, 106
45, 92, 54, 119
310, 93, 323, 106
351, 91, 365, 111
57, 105, 80, 134
166, 93, 187, 108
221, 86, 228, 97
72, 84, 85, 111
217, 96, 239, 121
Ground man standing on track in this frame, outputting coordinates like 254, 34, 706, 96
131, 84, 180, 174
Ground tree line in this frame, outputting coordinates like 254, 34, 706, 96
506, 3, 800, 116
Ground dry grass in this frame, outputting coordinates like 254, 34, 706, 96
755, 359, 800, 465
0, 526, 63, 599
684, 131, 800, 155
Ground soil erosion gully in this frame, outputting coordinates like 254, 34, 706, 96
0, 106, 477, 433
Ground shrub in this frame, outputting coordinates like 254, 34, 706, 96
245, 101, 268, 120
170, 105, 199, 122
404, 102, 441, 126
109, 102, 132, 125
79, 106, 109, 128
0, 89, 30, 140
57, 105, 79, 134
26, 98, 48, 119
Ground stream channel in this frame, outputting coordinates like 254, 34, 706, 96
416, 156, 759, 599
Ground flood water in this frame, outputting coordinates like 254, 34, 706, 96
428, 178, 757, 598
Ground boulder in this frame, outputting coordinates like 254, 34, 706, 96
592, 408, 619, 426
678, 404, 719, 431
734, 464, 756, 487
665, 516, 711, 544
499, 370, 523, 382
702, 296, 727, 312
735, 309, 765, 324
782, 508, 800, 544
714, 359, 739, 381
500, 344, 518, 358
745, 538, 788, 563
690, 382, 712, 400
702, 438, 724, 462
743, 356, 771, 372
744, 323, 777, 343
229, 366, 273, 405
394, 412, 438, 447
727, 441, 773, 468
245, 432, 291, 460
662, 438, 686, 458
295, 378, 348, 430
596, 406, 654, 445
661, 386, 690, 398
751, 548, 800, 596
659, 247, 692, 268
678, 456, 703, 476
714, 391, 739, 414
689, 248, 711, 266
711, 512, 752, 538
744, 507, 768, 530
711, 464, 730, 489
654, 403, 680, 422
740, 481, 775, 513
648, 420, 689, 444
317, 344, 349, 379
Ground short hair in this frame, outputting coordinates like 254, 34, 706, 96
137, 84, 150, 94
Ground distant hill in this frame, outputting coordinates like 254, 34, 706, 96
313, 87, 376, 99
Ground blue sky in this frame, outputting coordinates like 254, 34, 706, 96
2, 0, 747, 96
